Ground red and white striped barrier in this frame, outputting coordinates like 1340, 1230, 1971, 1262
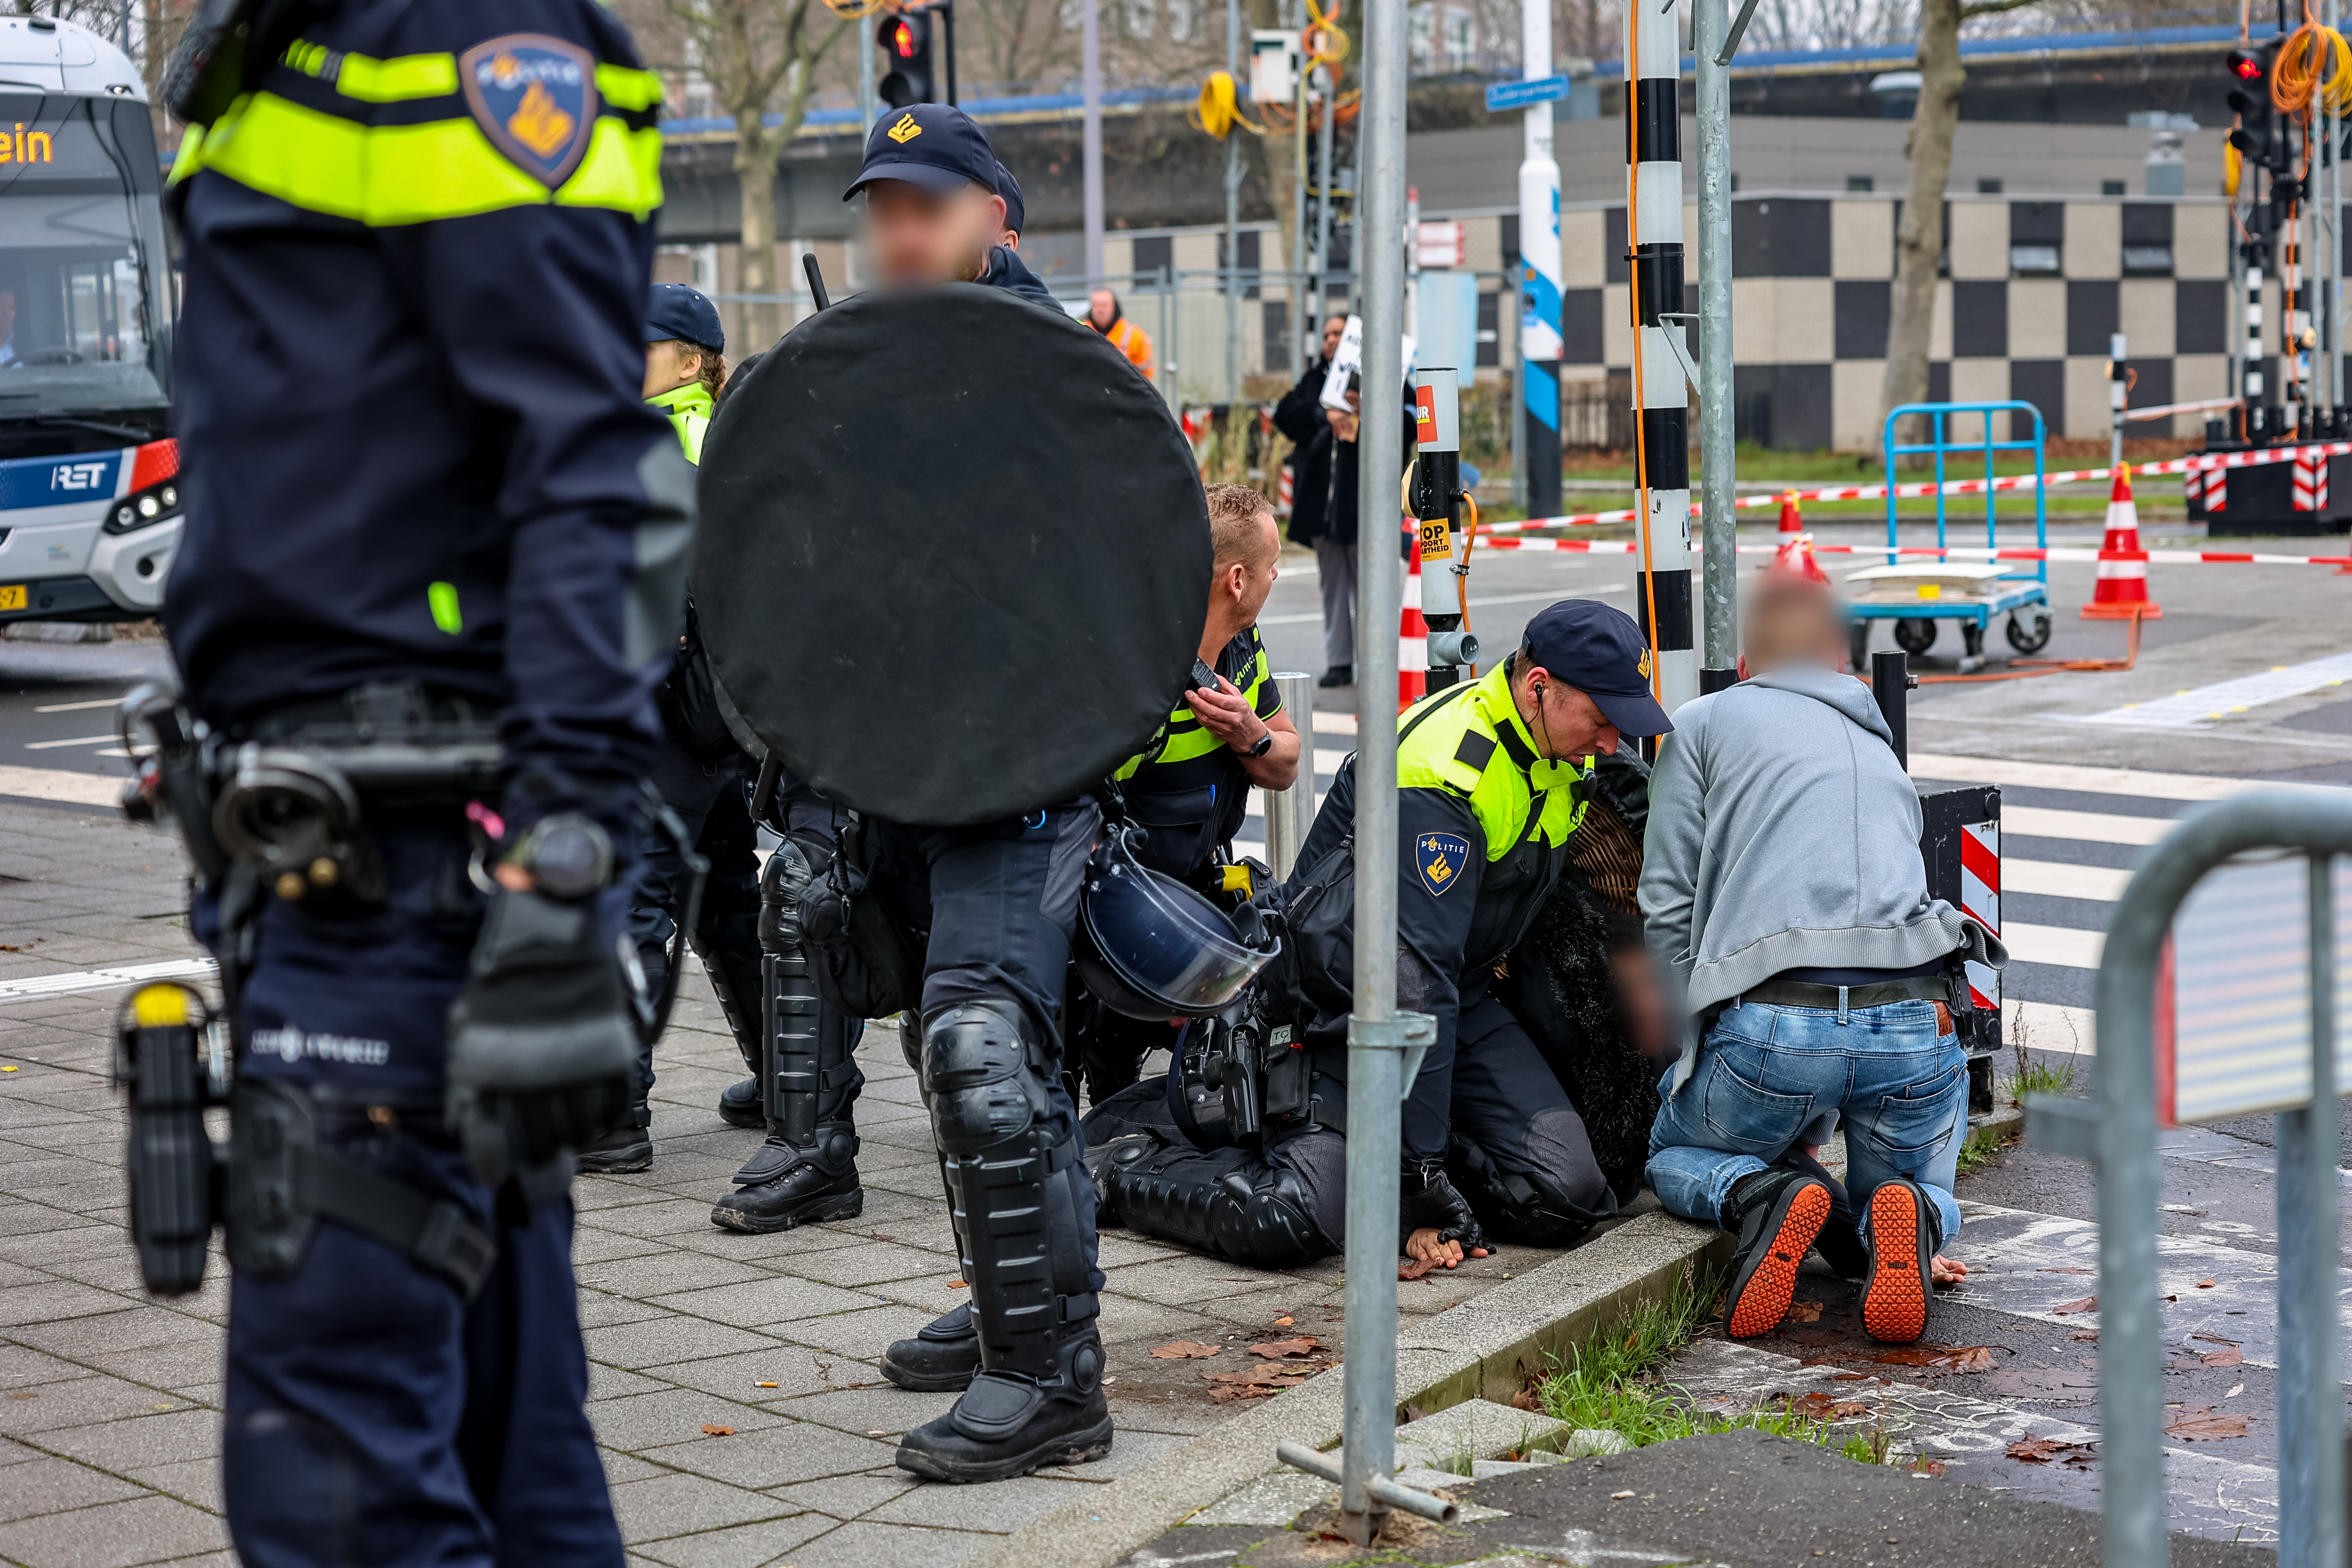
2297, 449, 2333, 513
1398, 545, 1428, 712
1469, 535, 2352, 567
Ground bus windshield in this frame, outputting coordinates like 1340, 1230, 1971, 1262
0, 92, 170, 421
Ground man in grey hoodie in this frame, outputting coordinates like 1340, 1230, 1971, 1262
1639, 578, 2003, 1345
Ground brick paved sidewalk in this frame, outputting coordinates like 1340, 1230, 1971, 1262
0, 802, 1565, 1568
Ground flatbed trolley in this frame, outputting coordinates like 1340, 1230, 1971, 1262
1847, 401, 2055, 674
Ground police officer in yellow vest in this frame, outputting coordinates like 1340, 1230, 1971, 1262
643, 282, 725, 461
1089, 600, 1670, 1268
1071, 484, 1301, 1103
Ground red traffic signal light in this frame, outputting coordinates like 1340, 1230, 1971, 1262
877, 11, 934, 108
2229, 46, 2262, 80
891, 19, 917, 57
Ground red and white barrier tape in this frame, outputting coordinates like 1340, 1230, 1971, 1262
1470, 536, 2352, 567
1479, 439, 2352, 536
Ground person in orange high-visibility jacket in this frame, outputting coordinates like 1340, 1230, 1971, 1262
1087, 287, 1153, 378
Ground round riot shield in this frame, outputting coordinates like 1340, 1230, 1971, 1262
693, 284, 1212, 826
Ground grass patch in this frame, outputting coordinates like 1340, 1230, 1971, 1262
2012, 1056, 2079, 1100
1528, 1265, 1932, 1469
1954, 1123, 2014, 1178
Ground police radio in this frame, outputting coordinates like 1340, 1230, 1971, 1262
115, 984, 226, 1297
1167, 981, 1312, 1151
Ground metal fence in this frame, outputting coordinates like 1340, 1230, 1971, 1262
2030, 790, 2352, 1566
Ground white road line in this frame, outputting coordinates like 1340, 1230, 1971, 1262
23, 733, 118, 750
2003, 804, 2176, 846
2005, 998, 2096, 1055
1912, 751, 2348, 802
0, 764, 127, 806
33, 697, 126, 714
0, 957, 214, 1003
2002, 920, 2105, 969
1311, 711, 1359, 736
2003, 858, 2130, 901
2068, 650, 2352, 731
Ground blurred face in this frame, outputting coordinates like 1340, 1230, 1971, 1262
1221, 511, 1281, 627
1613, 943, 1669, 1058
642, 340, 703, 398
1089, 289, 1116, 328
1320, 314, 1345, 360
862, 180, 1005, 287
1743, 587, 1848, 675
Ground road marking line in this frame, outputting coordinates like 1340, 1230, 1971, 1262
33, 697, 127, 714
2004, 858, 2130, 901
1911, 752, 2346, 801
1311, 711, 1359, 735
2004, 804, 2175, 846
2002, 921, 2105, 969
23, 734, 118, 750
2004, 998, 2095, 1055
2067, 650, 2352, 731
0, 764, 127, 806
0, 957, 214, 1003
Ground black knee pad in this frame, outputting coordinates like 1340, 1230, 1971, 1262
922, 1000, 1043, 1157
1447, 1132, 1603, 1249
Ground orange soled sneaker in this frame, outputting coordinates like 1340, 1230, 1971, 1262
1720, 1170, 1834, 1339
1862, 1179, 1937, 1343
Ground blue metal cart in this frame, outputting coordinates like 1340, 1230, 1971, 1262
1848, 401, 2055, 674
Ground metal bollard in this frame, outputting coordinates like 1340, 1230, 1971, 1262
1263, 671, 1317, 879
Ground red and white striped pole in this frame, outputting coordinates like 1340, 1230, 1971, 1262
1398, 536, 1428, 711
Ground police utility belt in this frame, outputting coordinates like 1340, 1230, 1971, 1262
117, 682, 507, 1301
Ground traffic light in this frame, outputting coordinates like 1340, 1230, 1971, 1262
2226, 43, 2277, 164
879, 12, 934, 108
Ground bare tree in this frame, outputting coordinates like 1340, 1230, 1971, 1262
1878, 0, 2034, 451
649, 0, 851, 347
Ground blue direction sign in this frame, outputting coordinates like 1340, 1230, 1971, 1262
1484, 74, 1572, 112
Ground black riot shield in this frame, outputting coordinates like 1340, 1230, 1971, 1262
694, 285, 1212, 826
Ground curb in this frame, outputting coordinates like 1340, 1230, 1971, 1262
969, 1107, 2025, 1568
960, 1211, 1730, 1568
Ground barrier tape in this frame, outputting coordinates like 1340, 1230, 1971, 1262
1481, 438, 2352, 536
1471, 536, 2352, 567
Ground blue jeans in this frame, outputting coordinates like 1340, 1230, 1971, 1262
1646, 998, 1967, 1243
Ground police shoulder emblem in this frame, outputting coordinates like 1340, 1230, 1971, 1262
1416, 831, 1470, 897
460, 34, 598, 189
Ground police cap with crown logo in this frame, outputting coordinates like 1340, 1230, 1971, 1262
844, 104, 1001, 199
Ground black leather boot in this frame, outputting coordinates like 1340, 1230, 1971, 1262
709, 1120, 863, 1232
895, 1327, 1113, 1484
717, 1077, 763, 1129
881, 1303, 983, 1393
575, 1113, 652, 1173
1720, 1168, 1832, 1339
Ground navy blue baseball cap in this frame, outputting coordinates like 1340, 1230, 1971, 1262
845, 104, 1000, 199
646, 283, 723, 352
1520, 600, 1673, 738
992, 158, 1024, 234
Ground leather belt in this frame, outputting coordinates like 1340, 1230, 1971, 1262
1739, 975, 1951, 1011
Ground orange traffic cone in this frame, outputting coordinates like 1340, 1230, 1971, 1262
2082, 461, 2163, 619
1399, 540, 1428, 712
1767, 492, 1830, 585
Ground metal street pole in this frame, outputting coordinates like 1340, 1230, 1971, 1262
1341, 0, 1414, 1537
1083, 0, 1105, 282
1517, 0, 1562, 521
1226, 0, 1243, 400
859, 15, 878, 135
1314, 65, 1338, 316
1625, 0, 1695, 717
1693, 0, 1735, 687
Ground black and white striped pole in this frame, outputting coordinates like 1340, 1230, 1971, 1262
1625, 0, 1696, 717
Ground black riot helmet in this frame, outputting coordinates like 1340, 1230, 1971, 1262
1075, 831, 1278, 1020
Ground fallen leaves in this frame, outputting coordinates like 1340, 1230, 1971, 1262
1871, 1344, 1997, 1374
1203, 1363, 1322, 1401
1908, 1457, 1948, 1478
2069, 1330, 2099, 1342
2165, 1407, 2251, 1441
2006, 1435, 2092, 1464
1510, 1387, 1543, 1411
947, 1278, 968, 1289
2051, 1295, 2099, 1316
1273, 1316, 1294, 1326
2200, 1346, 2244, 1367
701, 1424, 735, 1437
1785, 1300, 1824, 1324
1148, 1340, 1223, 1360
1249, 1336, 1324, 1359
1788, 1391, 1871, 1420
2196, 1278, 2217, 1289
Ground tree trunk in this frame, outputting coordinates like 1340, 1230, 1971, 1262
1879, 0, 1964, 456
735, 119, 784, 351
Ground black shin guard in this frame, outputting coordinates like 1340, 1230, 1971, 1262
1104, 1142, 1331, 1269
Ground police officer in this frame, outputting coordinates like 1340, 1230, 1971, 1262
582, 283, 767, 1173
160, 3, 681, 1558
709, 106, 1112, 1484
1090, 601, 1672, 1268
1070, 482, 1300, 1104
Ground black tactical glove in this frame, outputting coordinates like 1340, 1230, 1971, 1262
445, 849, 637, 1190
1397, 1161, 1486, 1256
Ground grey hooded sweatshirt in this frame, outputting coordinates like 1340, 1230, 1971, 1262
1639, 663, 2005, 1099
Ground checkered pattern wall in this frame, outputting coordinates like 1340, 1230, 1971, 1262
1516, 194, 2245, 451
